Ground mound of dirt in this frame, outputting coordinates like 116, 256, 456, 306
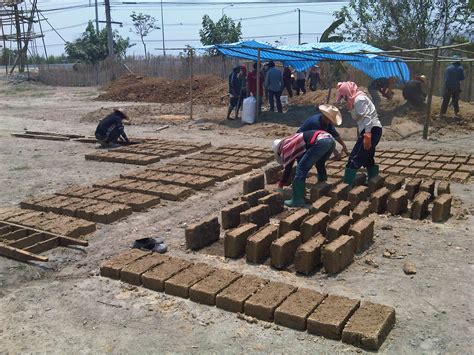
96, 74, 228, 106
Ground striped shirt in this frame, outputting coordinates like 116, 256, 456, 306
279, 130, 331, 167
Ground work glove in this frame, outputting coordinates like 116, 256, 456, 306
363, 132, 372, 151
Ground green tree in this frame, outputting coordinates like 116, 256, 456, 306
199, 14, 242, 54
65, 21, 132, 64
334, 0, 472, 49
320, 18, 345, 43
130, 11, 160, 57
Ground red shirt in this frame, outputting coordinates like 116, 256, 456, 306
247, 70, 264, 96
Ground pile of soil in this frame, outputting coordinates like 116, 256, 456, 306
96, 74, 228, 106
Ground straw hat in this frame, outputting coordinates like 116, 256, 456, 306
272, 139, 284, 165
319, 104, 342, 126
418, 75, 427, 83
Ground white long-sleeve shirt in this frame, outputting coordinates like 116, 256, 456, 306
352, 95, 382, 133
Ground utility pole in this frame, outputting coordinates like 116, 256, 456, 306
423, 47, 439, 140
160, 0, 166, 56
95, 0, 99, 33
297, 8, 301, 45
104, 0, 114, 59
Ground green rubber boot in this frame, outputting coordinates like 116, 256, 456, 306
317, 172, 328, 182
284, 180, 306, 207
343, 167, 358, 186
367, 165, 379, 179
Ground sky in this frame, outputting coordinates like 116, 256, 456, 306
26, 0, 349, 56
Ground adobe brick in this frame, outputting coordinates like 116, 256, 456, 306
279, 209, 310, 236
387, 189, 409, 215
410, 191, 431, 220
310, 196, 333, 214
328, 200, 351, 221
404, 178, 422, 200
241, 189, 269, 207
431, 170, 453, 181
329, 183, 350, 200
307, 294, 360, 340
271, 230, 302, 269
243, 173, 265, 194
246, 224, 278, 263
397, 159, 415, 167
264, 163, 283, 184
326, 215, 352, 242
300, 212, 329, 241
450, 171, 470, 183
415, 169, 436, 178
400, 167, 420, 177
419, 179, 435, 199
185, 216, 220, 250
100, 249, 150, 279
141, 258, 192, 291
240, 204, 270, 228
224, 223, 258, 258
258, 193, 284, 216
216, 275, 268, 313
342, 301, 396, 350
244, 281, 297, 321
347, 186, 369, 209
352, 201, 372, 222
437, 181, 451, 195
432, 194, 452, 222
120, 253, 169, 285
411, 160, 429, 169
322, 235, 355, 274
368, 174, 385, 194
370, 187, 390, 214
189, 269, 242, 305
348, 217, 374, 253
164, 263, 215, 298
294, 234, 326, 275
384, 175, 404, 193
274, 288, 326, 330
221, 201, 250, 229
309, 181, 332, 202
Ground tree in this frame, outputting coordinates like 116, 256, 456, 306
65, 21, 133, 64
334, 0, 472, 49
199, 14, 242, 54
130, 11, 160, 57
320, 18, 345, 43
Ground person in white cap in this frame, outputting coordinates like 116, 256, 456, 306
273, 127, 336, 207
277, 104, 346, 188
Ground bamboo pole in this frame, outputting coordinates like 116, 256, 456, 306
423, 47, 439, 139
256, 48, 261, 121
468, 62, 472, 103
189, 48, 193, 120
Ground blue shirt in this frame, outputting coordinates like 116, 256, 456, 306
265, 67, 283, 92
297, 113, 339, 138
444, 63, 465, 90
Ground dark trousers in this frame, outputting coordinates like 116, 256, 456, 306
440, 88, 460, 114
283, 82, 293, 97
294, 137, 335, 182
347, 127, 382, 169
268, 90, 283, 113
309, 78, 318, 91
96, 127, 123, 147
295, 79, 306, 95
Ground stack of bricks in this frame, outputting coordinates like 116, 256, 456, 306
100, 251, 396, 350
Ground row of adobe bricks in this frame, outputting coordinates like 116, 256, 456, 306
100, 249, 395, 350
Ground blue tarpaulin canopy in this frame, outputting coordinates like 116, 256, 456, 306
197, 40, 410, 82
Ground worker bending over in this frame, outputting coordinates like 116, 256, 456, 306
402, 75, 427, 107
95, 108, 130, 147
368, 77, 396, 109
336, 81, 382, 185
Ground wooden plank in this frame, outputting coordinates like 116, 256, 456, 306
1, 229, 30, 241
0, 243, 48, 262
8, 232, 45, 249
25, 131, 84, 139
11, 133, 69, 141
24, 237, 59, 254
0, 225, 12, 235
58, 235, 88, 247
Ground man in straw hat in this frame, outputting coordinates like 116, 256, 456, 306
95, 108, 130, 147
402, 75, 427, 107
440, 54, 465, 117
336, 81, 383, 186
272, 117, 340, 207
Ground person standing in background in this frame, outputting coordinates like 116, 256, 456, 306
307, 65, 321, 91
247, 62, 264, 112
226, 66, 242, 120
294, 69, 307, 95
265, 61, 284, 113
440, 55, 465, 117
283, 65, 293, 98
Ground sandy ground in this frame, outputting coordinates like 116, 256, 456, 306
1, 78, 473, 354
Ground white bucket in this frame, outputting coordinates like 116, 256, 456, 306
281, 95, 289, 107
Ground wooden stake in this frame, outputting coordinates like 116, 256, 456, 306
256, 48, 261, 121
189, 48, 194, 120
423, 47, 439, 139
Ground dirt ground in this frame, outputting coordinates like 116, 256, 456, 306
1, 78, 473, 354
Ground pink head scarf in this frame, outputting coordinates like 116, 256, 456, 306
336, 81, 366, 110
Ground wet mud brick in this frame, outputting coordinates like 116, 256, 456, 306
307, 294, 360, 340
431, 169, 453, 180
279, 209, 310, 236
294, 234, 326, 275
300, 212, 329, 241
416, 169, 436, 178
241, 189, 269, 207
246, 224, 278, 263
405, 178, 422, 200
347, 186, 369, 209
88, 201, 133, 224
121, 253, 169, 285
189, 269, 242, 305
264, 163, 283, 184
141, 258, 193, 291
342, 302, 396, 350
164, 263, 215, 298
271, 230, 302, 269
368, 175, 385, 194
370, 187, 390, 214
419, 179, 435, 199
274, 288, 327, 331
185, 216, 220, 250
437, 181, 451, 195
322, 235, 355, 274
385, 175, 405, 193
450, 171, 470, 183
221, 201, 250, 229
224, 223, 258, 258
309, 181, 332, 202
352, 201, 372, 222
328, 200, 351, 221
326, 215, 352, 242
348, 218, 374, 253
100, 249, 150, 279
243, 173, 265, 194
310, 196, 333, 214
239, 204, 270, 228
353, 172, 367, 187
411, 191, 431, 220
329, 183, 350, 201
244, 281, 297, 321
387, 189, 409, 215
258, 193, 284, 216
432, 194, 452, 222
216, 275, 269, 313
